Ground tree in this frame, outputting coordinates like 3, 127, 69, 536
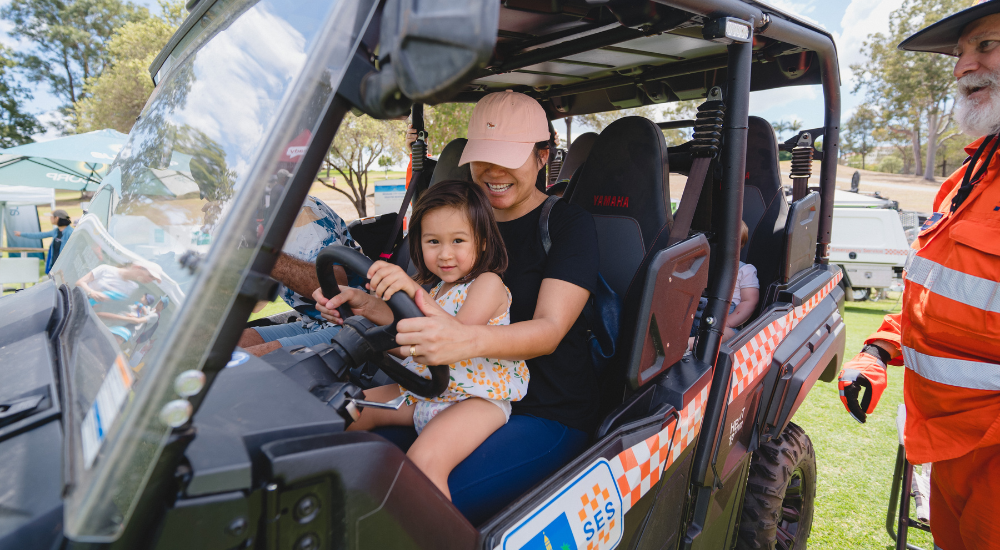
564, 115, 574, 144
773, 118, 803, 142
852, 0, 964, 181
73, 1, 182, 133
660, 100, 699, 146
319, 115, 406, 217
2, 0, 149, 126
378, 155, 394, 178
0, 46, 41, 146
842, 105, 879, 170
423, 102, 474, 155
579, 105, 658, 133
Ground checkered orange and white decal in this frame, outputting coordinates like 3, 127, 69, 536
608, 383, 709, 515
728, 272, 842, 404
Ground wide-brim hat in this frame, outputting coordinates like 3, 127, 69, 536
899, 0, 1000, 54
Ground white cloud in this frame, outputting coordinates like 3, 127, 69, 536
833, 0, 905, 87
765, 0, 826, 30
749, 85, 819, 113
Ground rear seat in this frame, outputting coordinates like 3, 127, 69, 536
741, 116, 789, 308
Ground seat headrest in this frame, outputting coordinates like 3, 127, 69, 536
429, 138, 473, 187
556, 132, 599, 182
745, 117, 781, 197
570, 117, 671, 249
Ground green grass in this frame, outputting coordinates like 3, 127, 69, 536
797, 295, 935, 550
248, 297, 292, 321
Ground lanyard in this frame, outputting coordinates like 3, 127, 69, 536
952, 133, 1000, 213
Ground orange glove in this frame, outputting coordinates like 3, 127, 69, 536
837, 348, 888, 423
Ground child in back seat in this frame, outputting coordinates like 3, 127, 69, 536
689, 221, 759, 349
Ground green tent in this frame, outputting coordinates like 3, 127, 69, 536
0, 129, 128, 191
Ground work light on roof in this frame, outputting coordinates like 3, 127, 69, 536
703, 17, 753, 44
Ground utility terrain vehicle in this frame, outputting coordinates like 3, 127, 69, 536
0, 0, 846, 548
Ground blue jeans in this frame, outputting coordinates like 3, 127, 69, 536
374, 414, 590, 525
253, 320, 342, 348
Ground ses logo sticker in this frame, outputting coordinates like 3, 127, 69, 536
501, 459, 623, 550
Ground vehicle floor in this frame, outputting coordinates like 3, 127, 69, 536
795, 295, 934, 549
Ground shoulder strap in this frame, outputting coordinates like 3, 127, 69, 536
539, 195, 560, 255
667, 156, 712, 246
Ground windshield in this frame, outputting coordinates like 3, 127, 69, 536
53, 0, 374, 540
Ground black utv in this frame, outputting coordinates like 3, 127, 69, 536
0, 0, 847, 549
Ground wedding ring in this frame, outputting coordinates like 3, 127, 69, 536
409, 345, 416, 357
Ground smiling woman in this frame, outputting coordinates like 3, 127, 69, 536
317, 90, 602, 522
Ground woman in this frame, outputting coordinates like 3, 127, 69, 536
14, 209, 73, 274
315, 91, 600, 523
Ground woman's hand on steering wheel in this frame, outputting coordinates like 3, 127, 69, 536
312, 286, 393, 326
394, 287, 479, 366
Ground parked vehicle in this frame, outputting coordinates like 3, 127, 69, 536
0, 0, 846, 549
830, 191, 910, 301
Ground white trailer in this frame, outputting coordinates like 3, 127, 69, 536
829, 190, 910, 301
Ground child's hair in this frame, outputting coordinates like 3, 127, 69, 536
740, 220, 749, 249
408, 180, 508, 285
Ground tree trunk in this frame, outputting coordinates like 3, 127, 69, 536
565, 116, 574, 144
911, 124, 923, 176
923, 111, 939, 182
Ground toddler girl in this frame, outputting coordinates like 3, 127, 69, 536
346, 180, 529, 499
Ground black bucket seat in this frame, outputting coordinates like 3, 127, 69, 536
740, 116, 789, 302
568, 117, 709, 419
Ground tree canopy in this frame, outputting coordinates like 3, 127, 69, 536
2, 0, 150, 127
319, 114, 406, 217
0, 46, 41, 147
73, 1, 182, 133
842, 105, 879, 170
852, 0, 964, 181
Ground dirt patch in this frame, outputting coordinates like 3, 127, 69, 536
781, 161, 942, 213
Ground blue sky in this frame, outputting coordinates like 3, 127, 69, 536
3, 0, 901, 141
743, 0, 904, 134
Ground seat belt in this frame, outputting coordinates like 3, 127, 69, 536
380, 103, 426, 260
667, 89, 725, 246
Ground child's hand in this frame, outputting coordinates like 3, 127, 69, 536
368, 261, 419, 301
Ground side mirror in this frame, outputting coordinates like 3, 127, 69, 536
362, 0, 498, 115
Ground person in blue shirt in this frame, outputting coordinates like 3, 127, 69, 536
15, 209, 74, 274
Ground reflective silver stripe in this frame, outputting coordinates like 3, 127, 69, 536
903, 347, 1000, 391
905, 255, 1000, 313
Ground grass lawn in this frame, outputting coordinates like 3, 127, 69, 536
249, 298, 292, 321
796, 295, 934, 550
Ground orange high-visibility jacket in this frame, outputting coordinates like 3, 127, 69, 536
868, 136, 1000, 465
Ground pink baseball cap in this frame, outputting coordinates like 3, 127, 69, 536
459, 91, 550, 169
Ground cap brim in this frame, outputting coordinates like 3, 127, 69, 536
899, 2, 1000, 54
458, 139, 535, 169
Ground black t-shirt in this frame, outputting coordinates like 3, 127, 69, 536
499, 199, 600, 433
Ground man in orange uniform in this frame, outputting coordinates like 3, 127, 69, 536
837, 3, 1000, 549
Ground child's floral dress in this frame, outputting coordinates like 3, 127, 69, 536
399, 279, 529, 432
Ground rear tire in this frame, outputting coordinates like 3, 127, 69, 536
736, 422, 816, 550
851, 287, 870, 301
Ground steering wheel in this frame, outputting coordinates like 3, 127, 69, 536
315, 245, 449, 398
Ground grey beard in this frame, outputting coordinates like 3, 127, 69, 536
956, 77, 1000, 137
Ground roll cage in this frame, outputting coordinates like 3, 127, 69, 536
23, 0, 845, 547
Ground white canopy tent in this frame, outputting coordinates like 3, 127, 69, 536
0, 185, 56, 208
